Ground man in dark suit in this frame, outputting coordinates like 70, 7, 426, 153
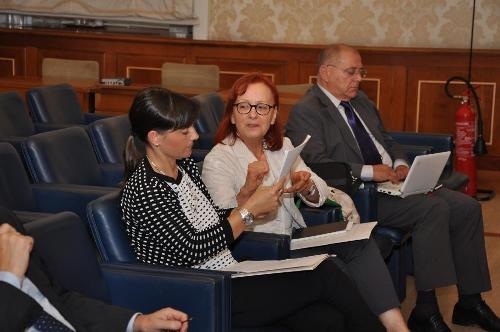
0, 207, 189, 332
286, 44, 500, 332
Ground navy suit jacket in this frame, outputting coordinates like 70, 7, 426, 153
0, 207, 133, 332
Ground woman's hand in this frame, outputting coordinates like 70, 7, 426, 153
243, 177, 286, 218
284, 171, 312, 194
237, 153, 269, 205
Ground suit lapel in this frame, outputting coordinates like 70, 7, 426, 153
312, 86, 364, 159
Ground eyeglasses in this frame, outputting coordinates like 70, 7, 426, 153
326, 64, 368, 78
233, 102, 276, 115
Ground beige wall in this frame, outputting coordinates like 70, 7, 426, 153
208, 0, 500, 49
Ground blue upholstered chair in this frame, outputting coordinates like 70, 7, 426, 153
0, 142, 114, 223
192, 92, 225, 149
86, 191, 291, 264
26, 84, 106, 128
22, 126, 123, 187
0, 92, 63, 154
24, 210, 232, 332
88, 114, 130, 164
0, 92, 36, 153
86, 192, 299, 331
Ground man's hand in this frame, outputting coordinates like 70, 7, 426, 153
237, 153, 269, 205
394, 165, 409, 181
372, 164, 400, 184
0, 223, 33, 279
284, 171, 312, 194
133, 307, 189, 332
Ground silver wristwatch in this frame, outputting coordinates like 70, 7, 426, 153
237, 207, 254, 226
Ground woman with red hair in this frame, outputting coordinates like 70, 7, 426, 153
202, 73, 409, 332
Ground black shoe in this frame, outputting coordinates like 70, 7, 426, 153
452, 300, 500, 331
408, 310, 451, 332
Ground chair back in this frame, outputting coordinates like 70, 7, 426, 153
0, 143, 37, 211
192, 92, 225, 134
89, 115, 130, 164
0, 92, 35, 137
24, 211, 111, 302
24, 126, 106, 185
27, 84, 85, 124
42, 58, 100, 82
87, 191, 138, 263
161, 63, 220, 89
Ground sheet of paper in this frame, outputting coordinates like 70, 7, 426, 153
221, 253, 330, 278
290, 222, 377, 250
278, 134, 311, 179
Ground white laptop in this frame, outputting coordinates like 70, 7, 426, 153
377, 151, 451, 198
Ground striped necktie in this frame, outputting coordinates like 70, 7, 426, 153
340, 101, 382, 165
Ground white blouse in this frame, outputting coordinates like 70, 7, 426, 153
202, 137, 330, 235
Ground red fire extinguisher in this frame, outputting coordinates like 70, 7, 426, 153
445, 76, 488, 199
454, 94, 477, 196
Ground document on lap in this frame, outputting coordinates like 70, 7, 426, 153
278, 134, 311, 179
222, 253, 331, 278
290, 222, 377, 250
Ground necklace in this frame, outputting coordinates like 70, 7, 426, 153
146, 155, 167, 176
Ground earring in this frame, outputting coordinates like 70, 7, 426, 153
155, 144, 159, 147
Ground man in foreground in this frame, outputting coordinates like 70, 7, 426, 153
0, 207, 189, 332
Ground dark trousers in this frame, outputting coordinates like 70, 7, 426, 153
377, 187, 491, 293
232, 257, 384, 332
291, 238, 400, 315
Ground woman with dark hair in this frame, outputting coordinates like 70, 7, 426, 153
202, 73, 409, 331
121, 87, 384, 331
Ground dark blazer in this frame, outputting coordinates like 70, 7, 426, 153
0, 207, 133, 332
285, 84, 407, 177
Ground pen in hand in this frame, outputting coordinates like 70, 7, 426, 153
181, 317, 193, 323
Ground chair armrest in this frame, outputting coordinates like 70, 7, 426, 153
32, 183, 117, 220
353, 183, 378, 223
389, 131, 453, 151
101, 263, 231, 332
300, 205, 342, 226
84, 112, 109, 124
373, 225, 411, 246
99, 163, 125, 187
231, 231, 290, 261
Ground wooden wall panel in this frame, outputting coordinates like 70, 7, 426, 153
1, 27, 500, 169
0, 46, 25, 77
116, 54, 186, 84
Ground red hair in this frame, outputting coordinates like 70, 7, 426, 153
214, 72, 283, 151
